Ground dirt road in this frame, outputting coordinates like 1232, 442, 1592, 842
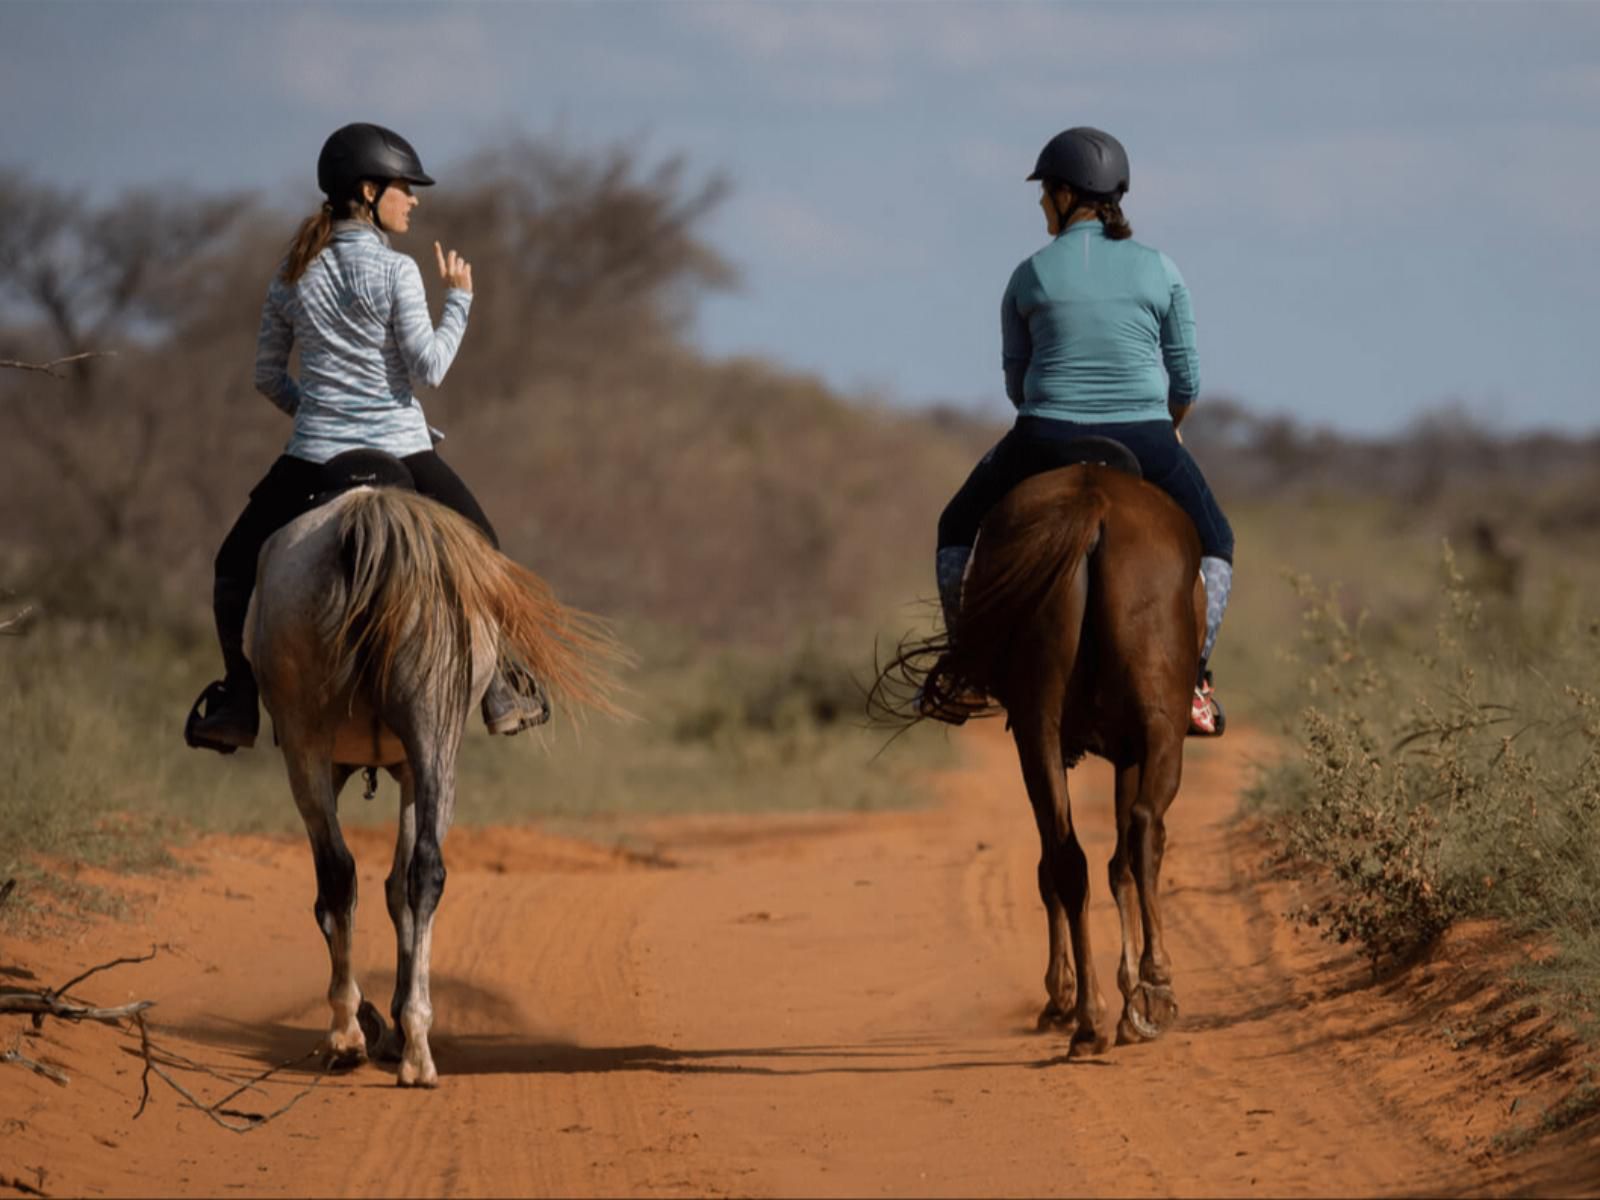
2, 724, 1591, 1197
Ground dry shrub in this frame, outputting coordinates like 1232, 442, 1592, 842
1258, 545, 1600, 996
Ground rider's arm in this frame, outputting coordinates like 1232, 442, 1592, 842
253, 281, 301, 416
391, 257, 472, 389
1001, 262, 1033, 408
1159, 252, 1199, 416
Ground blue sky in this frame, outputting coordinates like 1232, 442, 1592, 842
5, 1, 1597, 434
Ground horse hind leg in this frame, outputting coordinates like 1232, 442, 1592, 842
1014, 715, 1109, 1056
1034, 857, 1075, 1032
1110, 762, 1154, 1044
1111, 748, 1181, 1044
377, 763, 418, 1065
284, 750, 370, 1070
390, 718, 463, 1089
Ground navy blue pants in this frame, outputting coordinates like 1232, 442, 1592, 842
937, 417, 1234, 563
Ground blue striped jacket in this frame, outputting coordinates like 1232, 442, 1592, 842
254, 221, 472, 463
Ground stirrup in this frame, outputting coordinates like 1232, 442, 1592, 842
184, 680, 258, 754
483, 665, 551, 735
1187, 673, 1225, 738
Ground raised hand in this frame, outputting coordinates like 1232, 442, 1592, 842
434, 241, 473, 294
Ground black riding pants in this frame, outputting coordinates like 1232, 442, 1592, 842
936, 417, 1235, 563
214, 450, 499, 594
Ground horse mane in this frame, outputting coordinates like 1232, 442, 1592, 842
869, 472, 1112, 727
327, 488, 626, 719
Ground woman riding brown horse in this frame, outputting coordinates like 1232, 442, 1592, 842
874, 456, 1205, 1054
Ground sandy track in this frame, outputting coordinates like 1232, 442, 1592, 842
2, 724, 1592, 1197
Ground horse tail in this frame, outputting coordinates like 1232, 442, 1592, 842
867, 477, 1110, 727
328, 488, 626, 720
949, 482, 1111, 693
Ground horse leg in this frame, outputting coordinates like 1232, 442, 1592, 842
377, 763, 417, 1065
1110, 762, 1154, 1045
392, 731, 461, 1089
1034, 856, 1075, 1032
283, 747, 369, 1070
1120, 738, 1184, 1042
1014, 718, 1108, 1056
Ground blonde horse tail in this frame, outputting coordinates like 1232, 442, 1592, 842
328, 488, 627, 720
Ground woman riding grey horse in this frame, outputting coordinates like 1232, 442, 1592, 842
931, 126, 1235, 735
188, 121, 546, 752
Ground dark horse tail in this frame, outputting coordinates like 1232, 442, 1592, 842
869, 475, 1112, 726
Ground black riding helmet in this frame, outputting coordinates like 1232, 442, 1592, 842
317, 122, 434, 229
1027, 126, 1130, 197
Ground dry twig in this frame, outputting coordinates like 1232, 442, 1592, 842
1, 1035, 69, 1086
133, 1013, 321, 1133
1, 944, 319, 1132
0, 351, 114, 378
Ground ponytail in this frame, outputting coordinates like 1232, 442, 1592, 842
1096, 196, 1133, 241
284, 200, 368, 288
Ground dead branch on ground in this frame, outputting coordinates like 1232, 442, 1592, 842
0, 607, 31, 635
0, 945, 321, 1132
133, 1013, 322, 1133
0, 947, 160, 1025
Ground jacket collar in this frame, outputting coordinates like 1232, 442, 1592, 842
331, 218, 390, 248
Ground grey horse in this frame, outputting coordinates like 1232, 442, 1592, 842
246, 485, 621, 1086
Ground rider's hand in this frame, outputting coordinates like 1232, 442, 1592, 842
434, 242, 473, 294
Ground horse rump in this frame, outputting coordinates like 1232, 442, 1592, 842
868, 469, 1112, 727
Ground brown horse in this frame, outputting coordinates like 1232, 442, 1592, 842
876, 463, 1206, 1056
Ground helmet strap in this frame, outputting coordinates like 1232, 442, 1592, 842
367, 179, 391, 232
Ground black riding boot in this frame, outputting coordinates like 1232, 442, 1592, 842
481, 660, 551, 736
185, 579, 260, 753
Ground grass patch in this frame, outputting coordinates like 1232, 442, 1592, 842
1, 611, 950, 924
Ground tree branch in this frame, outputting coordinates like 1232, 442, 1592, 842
0, 351, 115, 378
0, 992, 154, 1023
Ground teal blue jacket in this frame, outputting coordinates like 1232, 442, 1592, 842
1001, 221, 1198, 423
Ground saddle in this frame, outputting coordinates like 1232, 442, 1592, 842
306, 448, 417, 505
1045, 435, 1143, 479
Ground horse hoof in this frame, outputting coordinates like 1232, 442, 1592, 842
1116, 1014, 1152, 1046
374, 1027, 406, 1064
324, 1045, 368, 1073
1067, 1027, 1110, 1059
357, 1000, 387, 1052
1142, 987, 1179, 1031
397, 1059, 438, 1088
1035, 1003, 1076, 1033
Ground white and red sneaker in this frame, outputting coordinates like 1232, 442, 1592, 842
1188, 672, 1224, 737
